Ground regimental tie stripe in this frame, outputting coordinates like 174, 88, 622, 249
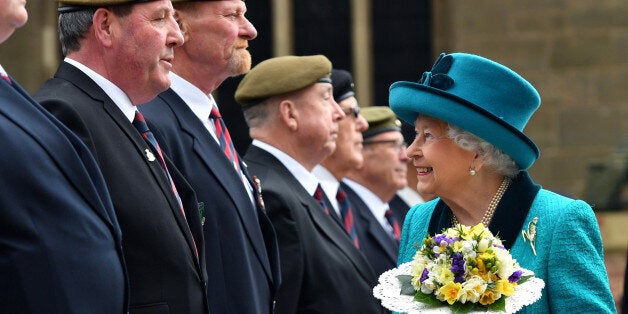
313, 184, 330, 216
385, 209, 401, 243
336, 187, 359, 248
210, 107, 241, 175
132, 111, 198, 259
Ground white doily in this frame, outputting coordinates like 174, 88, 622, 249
373, 262, 545, 314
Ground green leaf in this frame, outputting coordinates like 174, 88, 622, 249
414, 291, 442, 306
450, 301, 474, 314
487, 296, 506, 311
518, 275, 533, 284
397, 275, 416, 296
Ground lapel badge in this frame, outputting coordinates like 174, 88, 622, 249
145, 149, 156, 162
198, 202, 205, 227
253, 175, 266, 210
521, 216, 538, 256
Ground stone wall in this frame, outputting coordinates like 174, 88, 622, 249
433, 0, 628, 200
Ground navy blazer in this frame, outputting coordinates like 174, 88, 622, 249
0, 77, 126, 313
34, 62, 209, 314
341, 182, 399, 278
244, 146, 385, 314
141, 88, 281, 314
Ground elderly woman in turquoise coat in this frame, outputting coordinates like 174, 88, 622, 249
390, 52, 616, 313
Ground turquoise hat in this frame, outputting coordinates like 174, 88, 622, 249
389, 52, 541, 169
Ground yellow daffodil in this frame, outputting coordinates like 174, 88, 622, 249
438, 281, 462, 305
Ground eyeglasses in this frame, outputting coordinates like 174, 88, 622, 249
341, 105, 360, 118
363, 139, 407, 153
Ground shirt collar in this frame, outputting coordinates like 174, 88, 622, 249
65, 57, 136, 122
313, 165, 341, 211
252, 139, 320, 195
169, 71, 215, 122
0, 64, 8, 77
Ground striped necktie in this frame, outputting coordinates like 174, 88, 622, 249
209, 107, 241, 174
313, 184, 330, 216
385, 209, 401, 243
336, 186, 359, 248
132, 111, 198, 258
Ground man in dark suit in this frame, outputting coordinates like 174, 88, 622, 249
33, 1, 208, 313
0, 1, 125, 312
235, 55, 384, 314
140, 1, 281, 313
312, 69, 369, 246
343, 106, 409, 278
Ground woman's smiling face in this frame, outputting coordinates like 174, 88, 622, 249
406, 115, 476, 198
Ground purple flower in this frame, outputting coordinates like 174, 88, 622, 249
420, 268, 429, 283
450, 252, 466, 283
432, 234, 459, 246
509, 270, 523, 283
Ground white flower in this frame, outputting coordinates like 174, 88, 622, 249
459, 275, 486, 304
477, 238, 490, 252
493, 247, 518, 279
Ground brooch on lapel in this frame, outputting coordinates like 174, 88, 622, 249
521, 217, 538, 256
198, 202, 205, 227
253, 175, 266, 211
144, 149, 156, 162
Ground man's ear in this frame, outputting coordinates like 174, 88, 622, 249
93, 8, 115, 47
278, 100, 298, 131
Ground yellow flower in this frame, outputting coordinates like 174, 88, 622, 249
438, 281, 462, 305
451, 241, 464, 252
436, 264, 454, 283
468, 223, 487, 238
494, 279, 516, 296
459, 276, 486, 304
479, 289, 501, 305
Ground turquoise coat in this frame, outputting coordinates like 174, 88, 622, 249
397, 173, 616, 313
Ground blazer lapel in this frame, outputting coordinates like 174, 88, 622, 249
160, 90, 274, 280
342, 183, 398, 263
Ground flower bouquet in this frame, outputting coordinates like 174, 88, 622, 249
373, 224, 544, 313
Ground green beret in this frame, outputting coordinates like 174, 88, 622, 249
235, 55, 332, 106
56, 0, 155, 13
361, 106, 401, 139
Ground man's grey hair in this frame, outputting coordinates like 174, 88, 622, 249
242, 100, 276, 130
447, 124, 520, 177
58, 5, 133, 56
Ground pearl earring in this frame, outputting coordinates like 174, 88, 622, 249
469, 168, 476, 176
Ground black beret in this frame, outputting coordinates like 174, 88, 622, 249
361, 106, 401, 139
331, 69, 355, 103
235, 55, 332, 106
57, 0, 155, 13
